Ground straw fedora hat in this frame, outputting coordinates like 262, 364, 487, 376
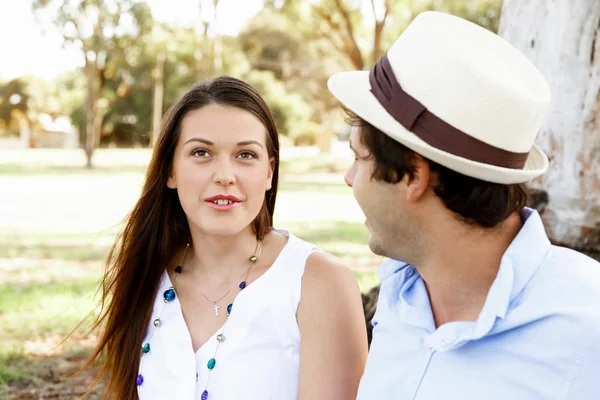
328, 11, 550, 184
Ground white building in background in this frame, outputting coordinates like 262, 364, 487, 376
35, 114, 79, 149
0, 114, 79, 149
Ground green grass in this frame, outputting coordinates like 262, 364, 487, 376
0, 163, 148, 176
286, 220, 383, 291
0, 277, 100, 385
289, 220, 370, 245
278, 180, 351, 195
0, 350, 34, 383
0, 280, 99, 338
0, 229, 117, 261
0, 242, 111, 261
280, 155, 352, 175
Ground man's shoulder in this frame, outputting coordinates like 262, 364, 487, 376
525, 244, 600, 313
543, 244, 600, 288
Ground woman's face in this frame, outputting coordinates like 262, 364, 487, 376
167, 104, 274, 237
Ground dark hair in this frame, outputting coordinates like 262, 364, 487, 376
81, 77, 280, 399
344, 108, 528, 228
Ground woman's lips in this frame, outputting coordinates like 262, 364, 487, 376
205, 199, 241, 211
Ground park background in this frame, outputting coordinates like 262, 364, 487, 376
1, 0, 599, 398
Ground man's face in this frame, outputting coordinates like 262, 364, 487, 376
344, 126, 417, 259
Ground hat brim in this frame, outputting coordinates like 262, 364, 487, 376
328, 71, 548, 184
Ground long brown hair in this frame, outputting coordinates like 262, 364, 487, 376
82, 76, 280, 399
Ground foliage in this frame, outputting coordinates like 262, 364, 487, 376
0, 79, 29, 134
23, 0, 503, 151
243, 69, 313, 143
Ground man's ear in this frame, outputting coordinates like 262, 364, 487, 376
405, 155, 431, 203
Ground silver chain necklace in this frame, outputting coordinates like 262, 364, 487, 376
187, 238, 263, 317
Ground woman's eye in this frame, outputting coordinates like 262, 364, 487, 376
237, 151, 257, 159
192, 149, 210, 157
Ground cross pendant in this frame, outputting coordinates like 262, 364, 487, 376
213, 303, 220, 317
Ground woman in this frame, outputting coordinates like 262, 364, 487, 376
84, 76, 368, 399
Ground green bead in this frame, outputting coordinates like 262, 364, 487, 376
153, 319, 161, 327
142, 343, 150, 354
207, 358, 216, 370
217, 334, 225, 342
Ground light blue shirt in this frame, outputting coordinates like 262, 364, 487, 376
358, 208, 600, 400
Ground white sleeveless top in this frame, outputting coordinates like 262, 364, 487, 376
137, 230, 319, 400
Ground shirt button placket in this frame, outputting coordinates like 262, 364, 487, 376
402, 346, 435, 399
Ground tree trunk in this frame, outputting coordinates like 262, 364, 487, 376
499, 0, 600, 252
372, 20, 384, 64
84, 61, 100, 168
15, 111, 31, 148
151, 51, 165, 147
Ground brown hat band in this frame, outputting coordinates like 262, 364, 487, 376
368, 53, 530, 169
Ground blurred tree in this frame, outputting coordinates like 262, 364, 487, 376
0, 79, 29, 131
32, 0, 153, 167
240, 0, 502, 151
199, 0, 223, 76
239, 4, 350, 147
278, 0, 400, 70
0, 78, 31, 146
243, 69, 314, 145
421, 0, 502, 33
279, 0, 501, 71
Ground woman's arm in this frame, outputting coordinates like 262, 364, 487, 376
297, 251, 368, 400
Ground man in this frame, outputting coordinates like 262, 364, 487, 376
328, 11, 600, 400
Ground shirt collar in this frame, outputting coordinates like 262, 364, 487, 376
480, 208, 550, 319
378, 207, 552, 342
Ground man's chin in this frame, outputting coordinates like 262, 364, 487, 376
367, 235, 385, 257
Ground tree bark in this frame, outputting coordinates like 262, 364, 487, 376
499, 0, 600, 251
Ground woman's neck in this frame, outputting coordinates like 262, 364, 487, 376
185, 225, 263, 280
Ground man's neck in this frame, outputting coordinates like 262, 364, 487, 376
416, 212, 523, 328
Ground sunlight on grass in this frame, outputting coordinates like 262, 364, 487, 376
280, 154, 352, 175
0, 279, 99, 342
278, 180, 351, 195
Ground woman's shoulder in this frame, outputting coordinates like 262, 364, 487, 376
274, 228, 354, 280
303, 250, 357, 292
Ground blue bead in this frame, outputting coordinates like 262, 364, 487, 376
142, 343, 150, 353
175, 265, 182, 274
239, 281, 246, 289
207, 358, 216, 370
136, 374, 144, 386
227, 303, 232, 315
163, 287, 176, 302
201, 390, 209, 400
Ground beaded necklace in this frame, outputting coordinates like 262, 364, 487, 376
136, 235, 263, 400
